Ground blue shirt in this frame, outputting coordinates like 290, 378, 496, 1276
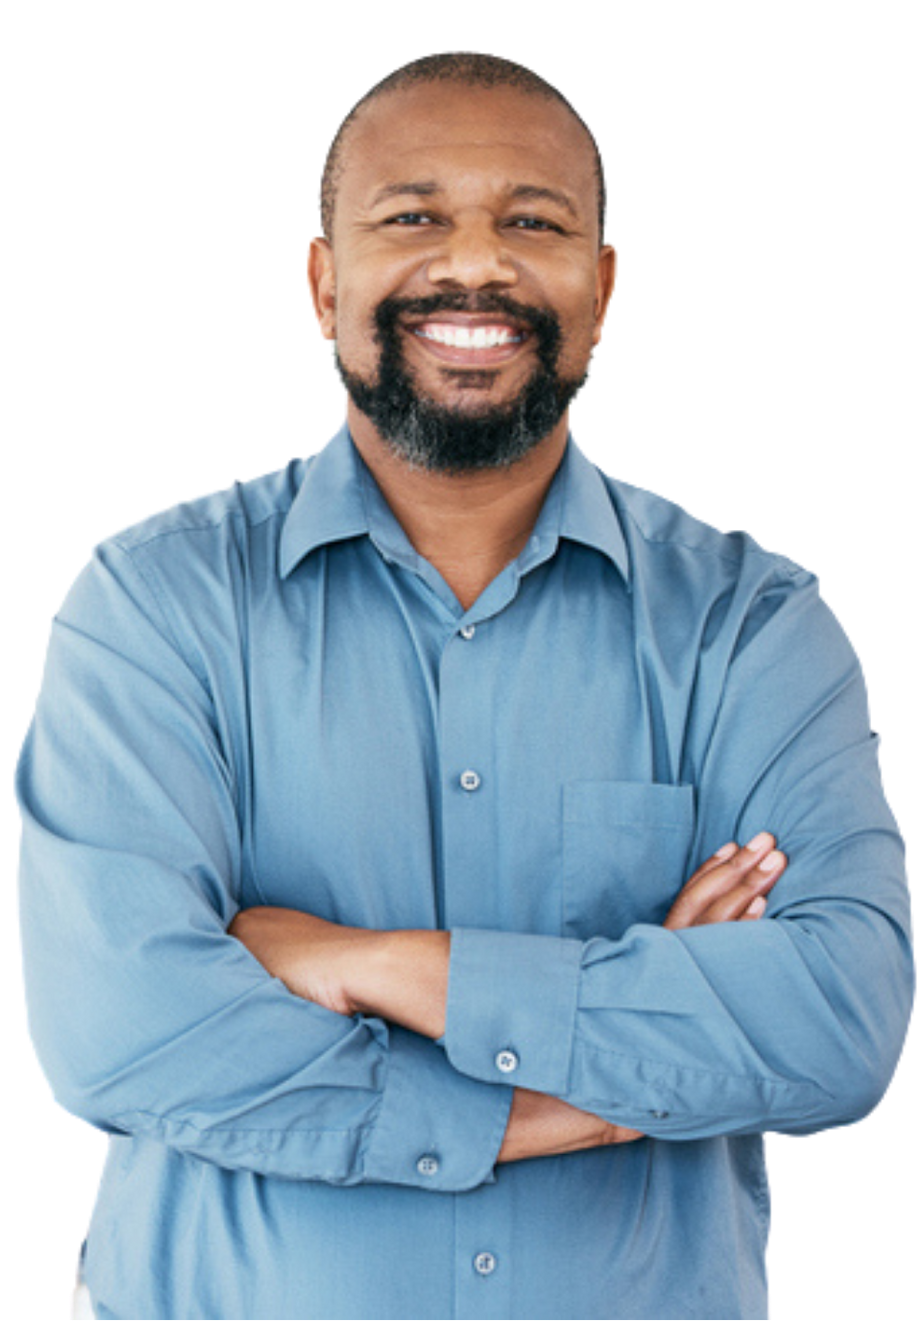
18, 427, 912, 1320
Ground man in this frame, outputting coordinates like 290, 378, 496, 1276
18, 52, 912, 1321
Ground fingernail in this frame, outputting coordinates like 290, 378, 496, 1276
745, 896, 767, 918
714, 843, 736, 861
745, 832, 774, 853
759, 850, 785, 873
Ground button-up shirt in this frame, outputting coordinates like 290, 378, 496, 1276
18, 427, 912, 1320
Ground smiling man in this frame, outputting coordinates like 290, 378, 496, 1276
310, 64, 617, 614
18, 54, 912, 1322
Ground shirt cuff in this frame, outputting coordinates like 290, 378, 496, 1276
444, 928, 584, 1096
361, 1023, 513, 1192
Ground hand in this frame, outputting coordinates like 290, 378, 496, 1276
499, 833, 788, 1162
228, 908, 372, 1016
663, 832, 787, 930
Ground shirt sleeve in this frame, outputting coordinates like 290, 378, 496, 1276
444, 567, 914, 1140
18, 542, 512, 1190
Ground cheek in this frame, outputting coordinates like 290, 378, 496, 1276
331, 294, 381, 375
542, 265, 605, 355
557, 304, 603, 374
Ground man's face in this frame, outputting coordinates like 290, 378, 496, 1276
310, 82, 616, 472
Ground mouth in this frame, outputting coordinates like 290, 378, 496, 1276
406, 316, 530, 368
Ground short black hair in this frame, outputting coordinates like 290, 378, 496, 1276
320, 52, 606, 244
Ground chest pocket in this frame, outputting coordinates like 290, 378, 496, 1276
563, 781, 696, 940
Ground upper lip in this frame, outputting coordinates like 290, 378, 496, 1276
403, 312, 529, 333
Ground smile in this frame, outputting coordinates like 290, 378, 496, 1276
414, 322, 525, 349
407, 316, 528, 365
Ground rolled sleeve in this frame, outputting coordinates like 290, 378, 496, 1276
444, 928, 584, 1095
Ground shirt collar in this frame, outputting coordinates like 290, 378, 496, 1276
280, 424, 630, 584
279, 426, 370, 578
549, 437, 630, 582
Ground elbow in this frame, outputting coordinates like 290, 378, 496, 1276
806, 982, 914, 1133
848, 937, 915, 1122
22, 952, 138, 1135
26, 1016, 120, 1134
779, 909, 915, 1134
826, 1056, 898, 1128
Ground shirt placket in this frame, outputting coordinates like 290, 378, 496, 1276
437, 609, 518, 1317
439, 614, 501, 932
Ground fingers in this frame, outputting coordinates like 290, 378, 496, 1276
663, 833, 787, 931
741, 894, 768, 921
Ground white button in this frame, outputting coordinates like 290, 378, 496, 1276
460, 624, 476, 640
460, 770, 481, 792
416, 1154, 440, 1176
473, 1251, 497, 1276
495, 1049, 519, 1073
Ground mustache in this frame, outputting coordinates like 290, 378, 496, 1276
372, 291, 563, 367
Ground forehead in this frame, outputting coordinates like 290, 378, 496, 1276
336, 82, 598, 224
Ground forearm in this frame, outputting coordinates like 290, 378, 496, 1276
231, 911, 645, 1163
351, 929, 451, 1039
230, 839, 785, 1163
341, 929, 645, 1163
497, 1088, 642, 1162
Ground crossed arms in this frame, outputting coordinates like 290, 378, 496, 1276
18, 539, 913, 1188
230, 833, 788, 1163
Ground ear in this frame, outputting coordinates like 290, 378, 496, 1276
592, 245, 617, 346
308, 238, 337, 340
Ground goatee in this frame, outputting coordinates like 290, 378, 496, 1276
335, 292, 588, 474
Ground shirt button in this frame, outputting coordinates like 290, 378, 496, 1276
416, 1154, 440, 1177
473, 1251, 497, 1276
460, 624, 476, 640
495, 1049, 519, 1074
460, 770, 481, 792
650, 1109, 670, 1120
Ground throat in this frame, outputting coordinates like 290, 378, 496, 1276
420, 536, 533, 612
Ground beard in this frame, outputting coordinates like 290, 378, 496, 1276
334, 291, 589, 474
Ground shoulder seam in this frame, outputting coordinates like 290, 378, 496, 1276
108, 537, 213, 690
609, 483, 805, 580
110, 504, 285, 557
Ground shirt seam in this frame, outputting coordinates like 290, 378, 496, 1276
113, 1108, 374, 1137
119, 543, 214, 695
111, 504, 287, 557
100, 540, 212, 699
615, 496, 805, 579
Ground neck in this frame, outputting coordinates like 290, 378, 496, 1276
347, 403, 569, 610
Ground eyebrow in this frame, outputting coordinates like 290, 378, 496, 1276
369, 181, 442, 209
508, 184, 579, 219
368, 180, 580, 219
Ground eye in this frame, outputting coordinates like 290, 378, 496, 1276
507, 216, 566, 234
382, 212, 438, 228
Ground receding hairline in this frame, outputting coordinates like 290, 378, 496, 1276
316, 54, 602, 248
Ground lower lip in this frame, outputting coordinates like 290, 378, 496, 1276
408, 328, 529, 368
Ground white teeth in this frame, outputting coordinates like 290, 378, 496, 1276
417, 324, 519, 349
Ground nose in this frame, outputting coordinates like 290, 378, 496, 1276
426, 213, 518, 291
